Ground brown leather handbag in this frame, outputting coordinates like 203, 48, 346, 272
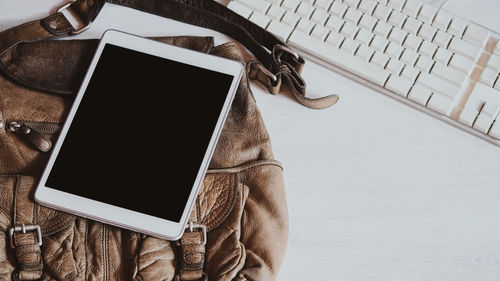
0, 1, 337, 280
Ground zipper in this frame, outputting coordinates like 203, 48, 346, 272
7, 120, 60, 152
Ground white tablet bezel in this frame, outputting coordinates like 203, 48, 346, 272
35, 29, 243, 241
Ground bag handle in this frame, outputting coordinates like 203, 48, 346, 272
0, 0, 338, 109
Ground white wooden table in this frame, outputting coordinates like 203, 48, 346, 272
2, 0, 500, 280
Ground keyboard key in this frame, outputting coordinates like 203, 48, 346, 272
402, 0, 422, 18
408, 84, 432, 105
249, 12, 271, 28
400, 49, 419, 65
487, 54, 500, 72
433, 30, 452, 48
371, 35, 389, 52
418, 24, 437, 41
474, 103, 499, 133
418, 41, 438, 57
355, 28, 374, 45
386, 75, 413, 96
295, 2, 315, 17
311, 9, 330, 25
417, 72, 462, 98
281, 0, 301, 11
297, 18, 315, 33
388, 0, 405, 10
288, 30, 391, 85
326, 16, 345, 32
268, 0, 284, 4
373, 4, 393, 21
432, 10, 452, 30
494, 43, 500, 57
415, 55, 434, 72
326, 32, 345, 47
344, 0, 361, 8
401, 65, 420, 82
386, 58, 405, 74
343, 8, 363, 24
356, 44, 375, 61
458, 99, 482, 126
330, 1, 349, 17
281, 11, 301, 26
448, 37, 482, 61
403, 34, 423, 51
340, 22, 360, 39
417, 4, 437, 24
385, 42, 404, 58
427, 92, 455, 115
314, 0, 333, 10
463, 23, 491, 48
238, 0, 271, 13
359, 14, 378, 31
267, 5, 287, 20
371, 51, 390, 67
433, 47, 452, 65
267, 20, 294, 40
341, 38, 360, 54
448, 17, 467, 37
480, 67, 499, 87
227, 1, 253, 18
311, 25, 330, 40
449, 54, 476, 74
489, 121, 500, 139
374, 21, 393, 38
403, 17, 422, 35
388, 28, 408, 45
430, 62, 467, 85
388, 10, 408, 28
358, 0, 378, 14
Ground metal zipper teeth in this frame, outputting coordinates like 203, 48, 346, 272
7, 120, 60, 134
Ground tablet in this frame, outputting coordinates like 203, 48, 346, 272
35, 30, 243, 240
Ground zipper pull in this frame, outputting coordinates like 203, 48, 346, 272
8, 121, 54, 152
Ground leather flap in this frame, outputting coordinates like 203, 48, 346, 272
190, 172, 238, 232
0, 36, 215, 95
0, 175, 75, 237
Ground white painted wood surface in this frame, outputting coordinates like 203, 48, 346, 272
1, 1, 499, 280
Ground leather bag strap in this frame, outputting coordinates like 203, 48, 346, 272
8, 176, 45, 281
175, 223, 208, 281
0, 0, 338, 109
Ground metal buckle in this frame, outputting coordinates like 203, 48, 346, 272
185, 222, 207, 245
254, 62, 277, 82
9, 224, 42, 249
57, 1, 92, 35
275, 44, 300, 63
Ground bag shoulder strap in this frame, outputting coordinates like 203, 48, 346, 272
0, 0, 338, 109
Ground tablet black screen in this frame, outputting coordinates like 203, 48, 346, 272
46, 43, 234, 222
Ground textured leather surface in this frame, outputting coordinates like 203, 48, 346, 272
0, 36, 288, 280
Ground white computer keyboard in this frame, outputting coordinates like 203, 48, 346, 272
227, 0, 500, 147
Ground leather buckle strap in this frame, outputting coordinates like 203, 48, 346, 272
9, 224, 42, 249
175, 222, 207, 281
